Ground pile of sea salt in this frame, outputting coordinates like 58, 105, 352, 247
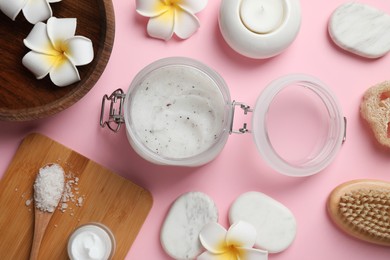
25, 163, 85, 215
33, 164, 65, 212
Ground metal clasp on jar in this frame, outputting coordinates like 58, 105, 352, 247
229, 101, 347, 144
100, 89, 126, 132
230, 101, 253, 134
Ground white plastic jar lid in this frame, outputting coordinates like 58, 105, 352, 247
252, 74, 345, 176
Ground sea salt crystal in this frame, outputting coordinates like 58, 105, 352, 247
25, 199, 32, 206
77, 197, 83, 207
33, 164, 65, 213
61, 203, 68, 210
59, 172, 84, 213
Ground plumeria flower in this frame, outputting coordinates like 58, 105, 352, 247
22, 17, 94, 87
198, 221, 268, 260
0, 0, 60, 24
136, 0, 208, 40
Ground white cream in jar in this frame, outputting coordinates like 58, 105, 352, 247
67, 223, 115, 260
125, 58, 231, 166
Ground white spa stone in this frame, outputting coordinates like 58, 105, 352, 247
229, 191, 296, 253
161, 192, 218, 259
329, 2, 390, 58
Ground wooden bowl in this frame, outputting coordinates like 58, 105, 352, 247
0, 0, 115, 121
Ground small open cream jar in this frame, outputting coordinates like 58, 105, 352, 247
67, 223, 116, 260
101, 57, 346, 176
219, 0, 301, 59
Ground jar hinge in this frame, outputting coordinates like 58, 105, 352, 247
230, 101, 253, 134
100, 89, 126, 133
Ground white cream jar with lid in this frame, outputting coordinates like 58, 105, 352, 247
67, 223, 116, 260
101, 57, 346, 176
219, 0, 301, 59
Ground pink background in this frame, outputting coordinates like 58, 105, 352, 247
1, 0, 390, 259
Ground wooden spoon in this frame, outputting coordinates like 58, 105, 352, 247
29, 163, 65, 260
29, 210, 55, 260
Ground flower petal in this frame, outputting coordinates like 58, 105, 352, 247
199, 222, 227, 254
173, 8, 200, 39
22, 0, 52, 24
177, 0, 207, 14
64, 36, 94, 66
49, 57, 80, 87
47, 17, 77, 51
48, 0, 61, 3
22, 51, 57, 79
0, 0, 26, 20
147, 9, 174, 40
197, 251, 220, 260
197, 251, 236, 260
24, 22, 58, 55
238, 248, 268, 260
226, 221, 257, 248
136, 0, 168, 17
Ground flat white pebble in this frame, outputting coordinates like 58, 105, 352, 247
328, 2, 390, 58
229, 191, 296, 253
160, 192, 218, 260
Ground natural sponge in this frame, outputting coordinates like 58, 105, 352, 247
360, 81, 390, 148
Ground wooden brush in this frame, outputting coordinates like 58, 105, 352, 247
327, 179, 390, 246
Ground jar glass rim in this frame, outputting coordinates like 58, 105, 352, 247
252, 74, 345, 176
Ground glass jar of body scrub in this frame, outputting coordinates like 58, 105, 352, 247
101, 57, 232, 167
100, 57, 346, 176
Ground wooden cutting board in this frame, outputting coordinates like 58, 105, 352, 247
0, 133, 153, 259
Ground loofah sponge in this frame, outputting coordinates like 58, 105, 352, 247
327, 179, 390, 246
360, 81, 390, 148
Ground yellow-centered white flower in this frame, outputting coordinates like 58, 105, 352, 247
22, 17, 94, 87
136, 0, 207, 40
0, 0, 60, 24
198, 221, 268, 260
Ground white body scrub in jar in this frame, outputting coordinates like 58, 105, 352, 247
125, 58, 231, 166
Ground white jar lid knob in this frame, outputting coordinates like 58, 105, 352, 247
219, 0, 301, 59
240, 0, 285, 34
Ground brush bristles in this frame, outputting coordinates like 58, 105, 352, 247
338, 189, 390, 240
